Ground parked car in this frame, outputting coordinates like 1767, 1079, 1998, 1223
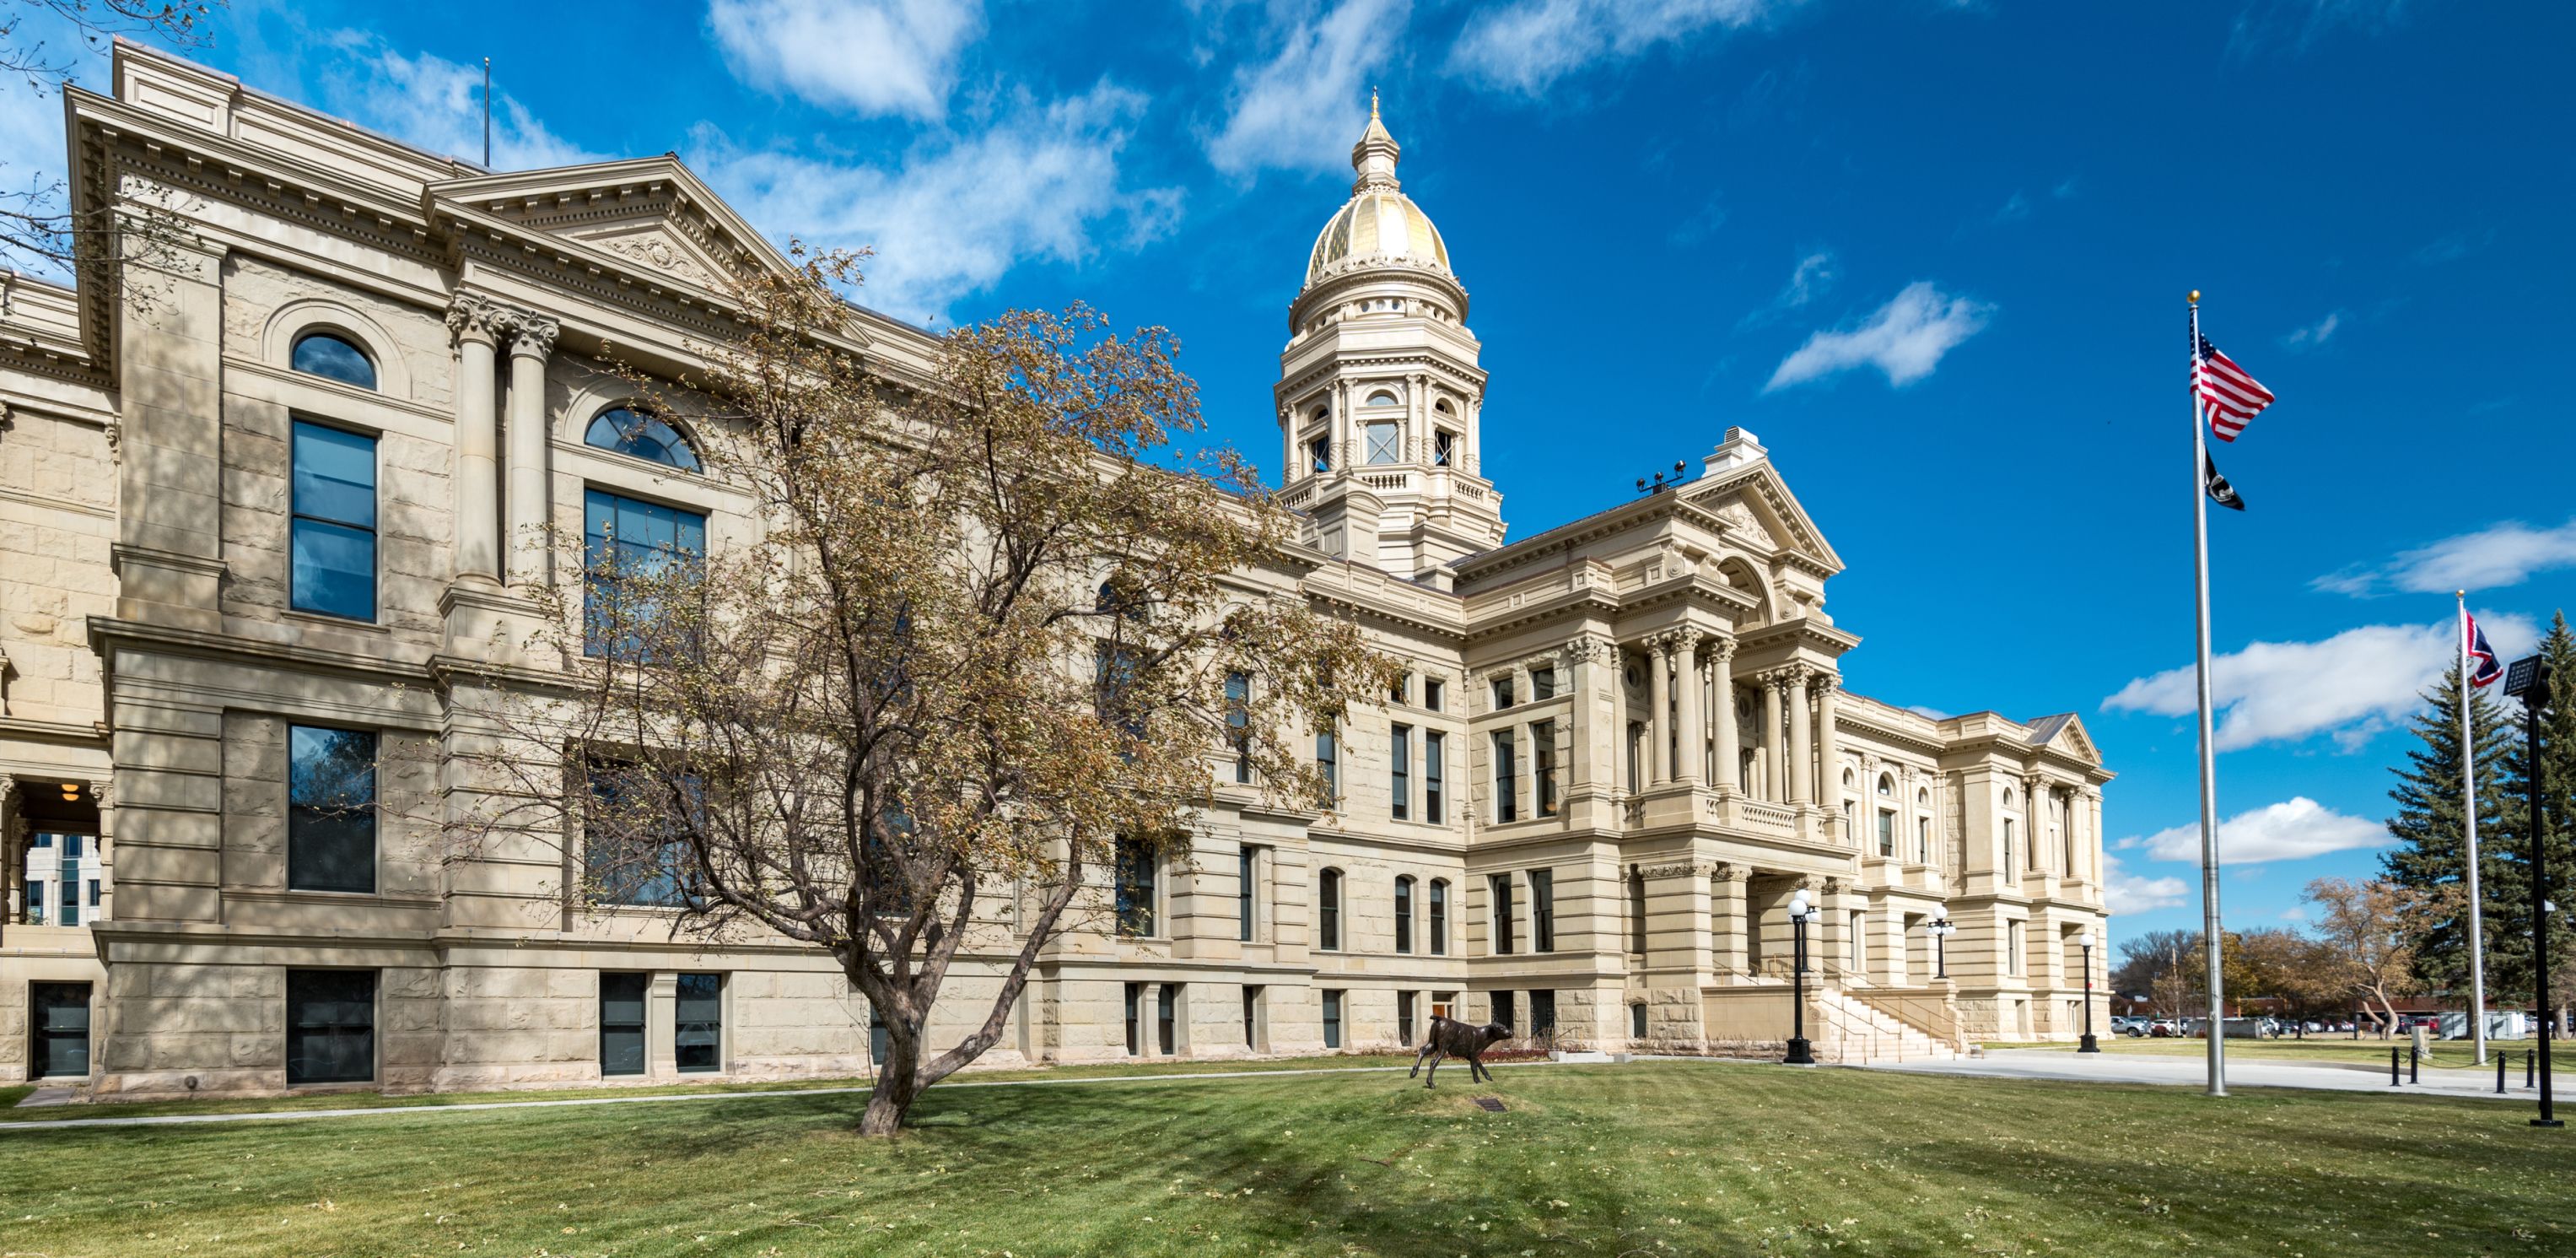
2148, 1018, 2182, 1037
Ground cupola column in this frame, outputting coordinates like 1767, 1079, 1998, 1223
1711, 639, 1738, 793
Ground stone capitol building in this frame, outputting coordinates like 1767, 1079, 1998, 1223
0, 46, 2110, 1096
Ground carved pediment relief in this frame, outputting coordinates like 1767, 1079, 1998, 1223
561, 222, 730, 286
1712, 499, 1776, 549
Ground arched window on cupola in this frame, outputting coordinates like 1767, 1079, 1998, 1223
1366, 389, 1399, 407
1431, 399, 1458, 467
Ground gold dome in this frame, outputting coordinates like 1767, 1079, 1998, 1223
1306, 192, 1452, 285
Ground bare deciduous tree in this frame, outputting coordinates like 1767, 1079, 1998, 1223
2304, 877, 2439, 1037
465, 248, 1393, 1136
0, 2, 218, 280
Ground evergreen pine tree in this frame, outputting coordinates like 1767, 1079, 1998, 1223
2487, 610, 2576, 1015
2380, 663, 2512, 990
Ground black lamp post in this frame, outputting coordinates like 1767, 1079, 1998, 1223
1785, 888, 1819, 1065
2501, 654, 2560, 1129
1927, 913, 1956, 980
2078, 927, 2103, 1053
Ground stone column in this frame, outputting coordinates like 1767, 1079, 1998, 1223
0, 779, 19, 925
1814, 672, 1841, 828
1786, 667, 1813, 806
1646, 637, 1671, 786
448, 295, 505, 586
1760, 673, 1784, 801
505, 314, 559, 590
1710, 638, 1738, 793
89, 776, 113, 924
2024, 775, 2045, 877
1675, 633, 1704, 786
1711, 863, 1747, 980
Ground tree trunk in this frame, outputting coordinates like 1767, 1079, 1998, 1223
859, 1025, 923, 1137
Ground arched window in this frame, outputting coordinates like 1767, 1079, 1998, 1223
1393, 876, 1415, 954
292, 332, 376, 390
1878, 774, 1894, 797
585, 408, 701, 472
2002, 787, 2015, 807
1427, 878, 1448, 955
1318, 868, 1344, 951
1365, 389, 1399, 407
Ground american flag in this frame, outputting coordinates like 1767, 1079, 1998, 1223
2193, 333, 2274, 442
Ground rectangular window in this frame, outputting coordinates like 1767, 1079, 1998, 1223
1316, 727, 1339, 806
1917, 816, 1931, 864
1533, 721, 1558, 818
1433, 429, 1455, 467
86, 878, 100, 908
2003, 819, 2017, 882
1429, 880, 1448, 955
869, 1008, 891, 1071
1531, 989, 1557, 1039
1094, 645, 1146, 744
1322, 989, 1344, 1050
583, 487, 707, 660
1424, 678, 1445, 712
288, 725, 377, 894
1225, 672, 1251, 785
1390, 672, 1409, 705
290, 419, 378, 621
1125, 982, 1143, 1056
1237, 846, 1258, 942
1394, 878, 1414, 954
1490, 873, 1515, 955
599, 972, 648, 1076
1398, 991, 1417, 1046
1115, 837, 1157, 938
586, 762, 694, 907
2007, 921, 2024, 976
1318, 868, 1342, 952
674, 973, 722, 1072
1847, 910, 1864, 969
1530, 869, 1555, 953
1157, 983, 1178, 1056
1242, 985, 1261, 1049
1877, 810, 1895, 858
1531, 666, 1556, 701
1309, 435, 1331, 472
1424, 731, 1446, 824
1492, 990, 1516, 1030
285, 969, 375, 1085
23, 880, 40, 926
57, 873, 77, 927
1628, 872, 1648, 954
1491, 675, 1515, 710
1493, 730, 1518, 823
1364, 422, 1400, 465
1390, 723, 1411, 821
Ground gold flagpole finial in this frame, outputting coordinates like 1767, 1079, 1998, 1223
2188, 289, 2201, 304
1370, 87, 1380, 120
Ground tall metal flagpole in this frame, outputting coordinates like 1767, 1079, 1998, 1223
2460, 591, 2489, 1065
2189, 291, 2227, 1097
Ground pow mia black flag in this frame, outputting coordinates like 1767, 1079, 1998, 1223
2203, 451, 2245, 511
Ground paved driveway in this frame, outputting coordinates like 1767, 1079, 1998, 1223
1862, 1050, 2534, 1102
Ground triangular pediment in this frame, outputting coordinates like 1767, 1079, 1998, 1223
1680, 461, 1843, 572
425, 156, 796, 293
2028, 712, 2101, 764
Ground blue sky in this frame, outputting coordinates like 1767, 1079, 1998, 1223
8, 1, 2573, 959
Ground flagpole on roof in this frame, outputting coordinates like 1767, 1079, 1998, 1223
2188, 290, 2228, 1097
2460, 590, 2490, 1065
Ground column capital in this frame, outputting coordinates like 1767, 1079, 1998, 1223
1559, 633, 1615, 667
1809, 671, 1839, 699
89, 777, 111, 809
1779, 662, 1814, 688
1645, 634, 1671, 661
1711, 861, 1740, 884
1706, 635, 1737, 664
508, 312, 561, 359
446, 293, 511, 346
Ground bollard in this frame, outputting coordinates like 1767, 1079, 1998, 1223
2410, 1045, 2420, 1084
2500, 1052, 2510, 1094
2530, 1049, 2538, 1089
2391, 1046, 2401, 1086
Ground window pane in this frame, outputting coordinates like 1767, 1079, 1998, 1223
292, 333, 377, 389
585, 408, 701, 472
286, 969, 375, 1085
1364, 423, 1400, 464
291, 422, 378, 527
675, 973, 722, 1072
288, 726, 376, 894
583, 488, 708, 661
601, 973, 648, 1076
292, 519, 378, 620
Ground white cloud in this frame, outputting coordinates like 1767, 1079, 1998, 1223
707, 0, 985, 121
1765, 281, 1992, 391
2280, 905, 2309, 922
2412, 229, 2493, 266
1204, 0, 1405, 177
2102, 615, 2538, 751
2281, 309, 2342, 350
2139, 797, 2385, 867
2313, 518, 2576, 597
2104, 853, 2189, 915
692, 81, 1181, 321
1734, 250, 1834, 328
1447, 0, 1784, 94
1990, 190, 2030, 224
313, 35, 606, 169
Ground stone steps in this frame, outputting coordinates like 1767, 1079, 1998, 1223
1813, 989, 1957, 1065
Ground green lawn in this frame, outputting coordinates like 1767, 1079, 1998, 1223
3, 1062, 2568, 1257
0, 1051, 1433, 1124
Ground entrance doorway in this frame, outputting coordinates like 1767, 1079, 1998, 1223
30, 982, 91, 1079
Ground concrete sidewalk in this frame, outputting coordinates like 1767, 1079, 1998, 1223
1861, 1050, 2542, 1102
